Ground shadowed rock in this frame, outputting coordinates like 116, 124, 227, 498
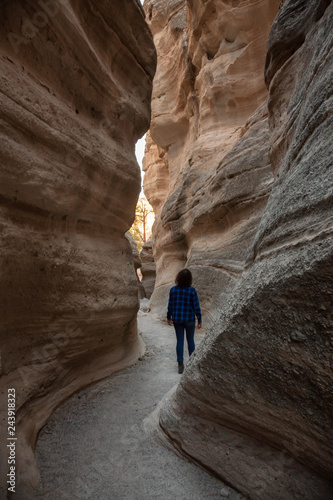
126, 232, 146, 299
140, 237, 156, 299
0, 1, 156, 496
158, 1, 333, 498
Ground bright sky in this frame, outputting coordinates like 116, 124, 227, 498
135, 134, 154, 232
135, 135, 146, 168
136, 1, 147, 190
135, 134, 146, 195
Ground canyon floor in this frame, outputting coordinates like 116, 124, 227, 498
35, 306, 243, 500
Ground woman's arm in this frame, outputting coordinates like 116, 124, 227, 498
167, 288, 173, 324
192, 288, 202, 327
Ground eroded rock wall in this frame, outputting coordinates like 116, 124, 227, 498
0, 0, 155, 496
159, 1, 333, 498
143, 0, 278, 324
126, 232, 146, 299
140, 237, 156, 299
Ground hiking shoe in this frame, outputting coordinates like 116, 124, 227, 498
178, 362, 184, 374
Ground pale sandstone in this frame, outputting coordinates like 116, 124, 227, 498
142, 130, 169, 218
143, 0, 278, 325
140, 237, 156, 299
0, 1, 155, 496
126, 232, 146, 299
158, 0, 333, 498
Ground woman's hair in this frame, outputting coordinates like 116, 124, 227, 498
176, 268, 192, 288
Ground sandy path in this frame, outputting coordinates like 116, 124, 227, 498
35, 311, 242, 500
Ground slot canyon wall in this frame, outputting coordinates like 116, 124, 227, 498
143, 0, 279, 325
0, 0, 156, 496
140, 237, 156, 299
144, 0, 333, 498
126, 232, 146, 299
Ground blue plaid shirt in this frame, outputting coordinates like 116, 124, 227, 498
167, 286, 202, 324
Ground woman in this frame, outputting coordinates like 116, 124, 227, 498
167, 268, 202, 374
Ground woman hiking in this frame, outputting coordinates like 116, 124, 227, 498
167, 268, 202, 374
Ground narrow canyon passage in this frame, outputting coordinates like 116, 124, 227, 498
34, 310, 243, 500
1, 0, 332, 496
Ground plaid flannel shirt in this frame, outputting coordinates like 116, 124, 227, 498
167, 285, 202, 324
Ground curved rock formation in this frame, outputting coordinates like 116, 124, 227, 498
143, 0, 279, 325
157, 1, 333, 498
140, 237, 156, 298
126, 232, 146, 299
0, 1, 155, 496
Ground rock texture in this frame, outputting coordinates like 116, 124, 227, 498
157, 1, 333, 499
140, 237, 156, 299
143, 0, 279, 324
0, 1, 155, 496
126, 232, 146, 299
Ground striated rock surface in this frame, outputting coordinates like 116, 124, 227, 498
142, 130, 169, 219
143, 0, 279, 325
126, 232, 146, 299
140, 237, 156, 299
0, 1, 155, 496
158, 1, 333, 499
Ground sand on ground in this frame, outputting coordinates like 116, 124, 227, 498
34, 309, 243, 500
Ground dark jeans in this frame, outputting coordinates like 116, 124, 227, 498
174, 322, 195, 363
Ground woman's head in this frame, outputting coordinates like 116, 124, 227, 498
176, 268, 192, 288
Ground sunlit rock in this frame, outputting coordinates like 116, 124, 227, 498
143, 0, 278, 325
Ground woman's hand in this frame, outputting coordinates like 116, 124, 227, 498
167, 320, 173, 326
197, 323, 202, 329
